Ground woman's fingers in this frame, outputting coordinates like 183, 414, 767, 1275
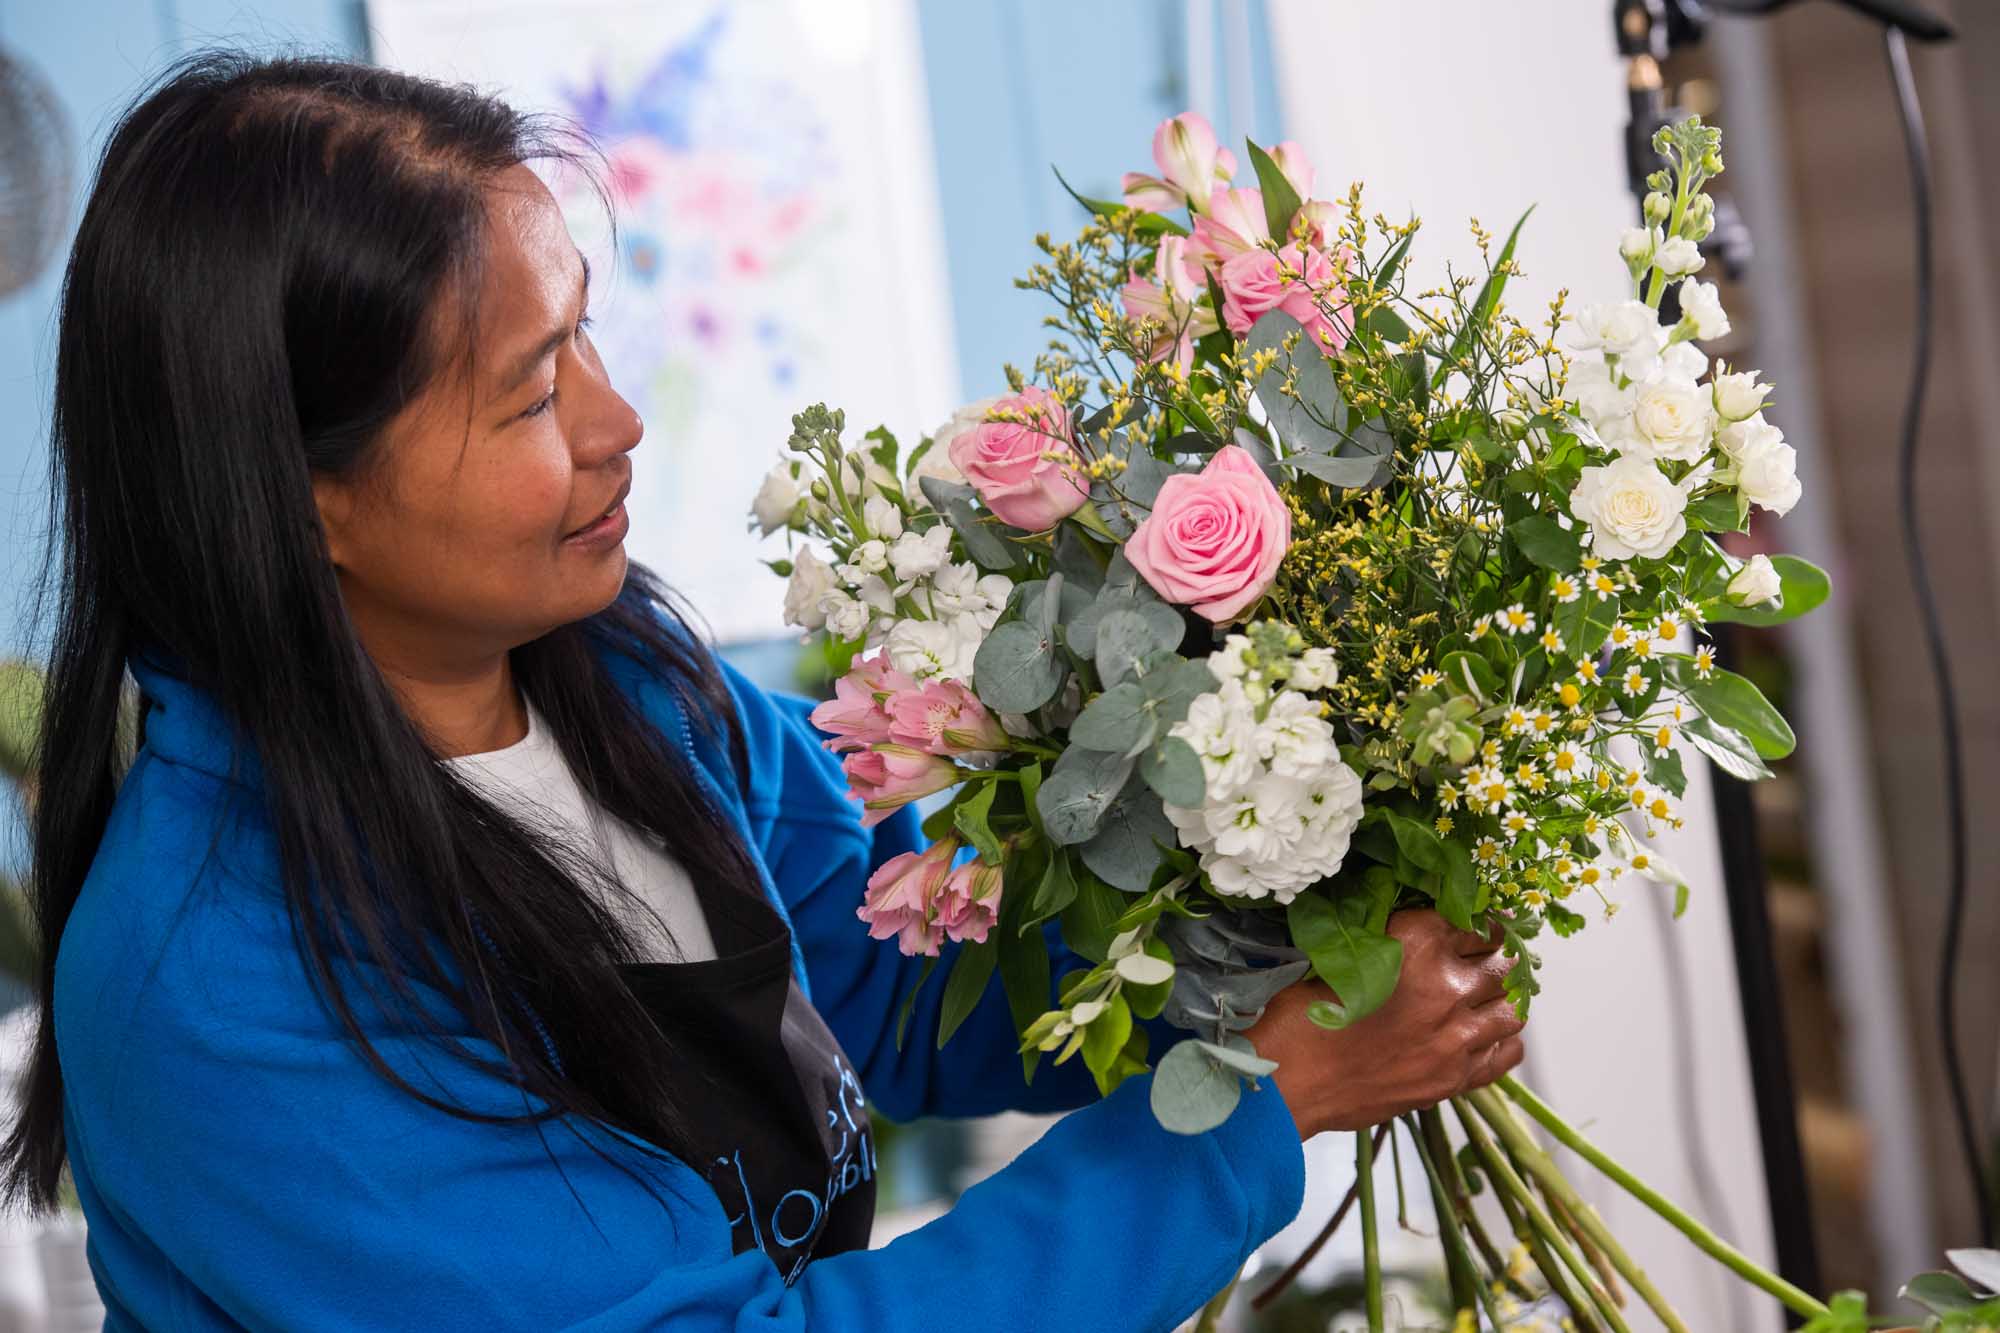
1465, 993, 1527, 1047
1460, 947, 1515, 1005
1460, 1033, 1528, 1095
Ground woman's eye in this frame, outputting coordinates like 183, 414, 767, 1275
518, 316, 593, 422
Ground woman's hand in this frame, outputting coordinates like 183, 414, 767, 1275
1246, 908, 1526, 1140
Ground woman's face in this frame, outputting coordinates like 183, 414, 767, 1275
312, 164, 640, 678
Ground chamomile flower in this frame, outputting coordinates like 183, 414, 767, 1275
1652, 724, 1676, 756
1437, 781, 1463, 810
1608, 623, 1635, 650
1522, 769, 1549, 795
1547, 740, 1585, 779
1539, 627, 1566, 655
1590, 571, 1619, 600
1434, 815, 1455, 836
1503, 707, 1532, 737
1594, 768, 1616, 793
1471, 615, 1493, 638
1550, 574, 1582, 604
1415, 668, 1444, 689
1501, 809, 1537, 837
1480, 739, 1502, 765
1498, 604, 1536, 636
1474, 837, 1505, 866
1621, 666, 1649, 697
1529, 710, 1557, 736
1654, 613, 1683, 642
1558, 681, 1585, 709
1575, 862, 1607, 892
1629, 633, 1657, 661
1576, 660, 1601, 684
1464, 766, 1514, 810
1693, 645, 1716, 679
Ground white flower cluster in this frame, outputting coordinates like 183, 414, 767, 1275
764, 448, 1011, 685
1565, 275, 1799, 569
1161, 635, 1363, 904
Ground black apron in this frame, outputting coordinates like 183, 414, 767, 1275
618, 872, 876, 1285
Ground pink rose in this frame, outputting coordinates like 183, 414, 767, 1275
843, 745, 959, 828
935, 860, 1003, 946
886, 677, 1008, 757
810, 652, 915, 754
858, 841, 959, 956
1217, 243, 1350, 355
946, 387, 1090, 531
1125, 445, 1291, 624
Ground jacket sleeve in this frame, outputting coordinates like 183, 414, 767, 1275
715, 658, 1120, 1121
59, 763, 1307, 1333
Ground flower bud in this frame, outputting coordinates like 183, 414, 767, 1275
1643, 191, 1672, 226
1726, 554, 1782, 608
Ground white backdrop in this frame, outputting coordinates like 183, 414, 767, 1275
1259, 2, 1782, 1328
366, 0, 961, 642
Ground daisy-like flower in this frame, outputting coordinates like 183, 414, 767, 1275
1522, 769, 1549, 795
1471, 615, 1493, 638
1646, 793, 1674, 822
1590, 571, 1619, 600
1546, 740, 1585, 779
1558, 681, 1585, 710
1498, 604, 1536, 636
1473, 836, 1504, 866
1594, 768, 1616, 793
1501, 809, 1537, 837
1623, 767, 1645, 790
1693, 645, 1716, 679
1581, 557, 1602, 573
1550, 574, 1582, 604
1539, 627, 1566, 655
1654, 613, 1683, 642
1415, 668, 1443, 689
1529, 710, 1557, 737
1682, 599, 1708, 626
1608, 623, 1635, 650
1503, 707, 1532, 737
1652, 724, 1675, 756
1576, 660, 1602, 684
1434, 815, 1454, 836
1627, 785, 1652, 811
1464, 765, 1514, 810
1575, 863, 1607, 892
1582, 812, 1603, 837
1629, 633, 1657, 661
1437, 781, 1463, 810
1621, 666, 1649, 697
1480, 739, 1502, 764
1523, 887, 1548, 908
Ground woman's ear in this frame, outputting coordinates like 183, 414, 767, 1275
310, 473, 352, 570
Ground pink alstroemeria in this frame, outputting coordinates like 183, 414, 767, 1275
1269, 140, 1316, 203
1295, 199, 1339, 249
1120, 171, 1181, 214
843, 745, 959, 828
1120, 235, 1221, 374
1216, 242, 1352, 355
1120, 113, 1241, 216
886, 677, 1008, 757
809, 651, 916, 754
1191, 186, 1271, 265
935, 860, 1004, 946
857, 840, 959, 956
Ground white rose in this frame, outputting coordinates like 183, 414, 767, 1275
750, 462, 800, 537
782, 549, 836, 629
1618, 374, 1717, 463
1569, 301, 1659, 360
1726, 553, 1783, 607
820, 591, 869, 641
1571, 456, 1689, 560
888, 525, 952, 584
1735, 434, 1802, 516
862, 495, 904, 541
921, 396, 1004, 487
1661, 340, 1708, 382
1677, 278, 1730, 339
1655, 236, 1704, 278
1717, 411, 1779, 462
1712, 368, 1771, 422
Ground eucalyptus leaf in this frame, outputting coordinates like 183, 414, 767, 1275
919, 476, 1016, 570
1096, 606, 1183, 686
1140, 735, 1206, 806
1246, 311, 1347, 453
1078, 772, 1176, 892
1144, 656, 1221, 722
1288, 450, 1387, 488
1149, 1038, 1242, 1135
972, 619, 1064, 714
1069, 682, 1153, 753
1229, 427, 1285, 485
1037, 746, 1136, 845
1195, 1034, 1278, 1078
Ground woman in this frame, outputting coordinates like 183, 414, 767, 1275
6, 52, 1527, 1330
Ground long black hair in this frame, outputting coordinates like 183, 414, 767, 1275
4, 48, 767, 1211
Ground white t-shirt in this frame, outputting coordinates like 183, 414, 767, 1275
441, 696, 717, 964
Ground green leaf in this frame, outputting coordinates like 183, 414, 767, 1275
1437, 206, 1533, 387
1195, 1035, 1278, 1078
1245, 310, 1347, 453
1438, 650, 1499, 700
996, 906, 1051, 1082
1096, 606, 1184, 686
1141, 656, 1218, 722
1018, 762, 1044, 836
973, 619, 1064, 713
1288, 450, 1388, 489
1903, 1272, 1988, 1317
1555, 590, 1620, 660
1081, 993, 1135, 1094
953, 781, 1004, 864
1140, 735, 1206, 806
1025, 844, 1078, 927
1510, 515, 1582, 572
894, 956, 939, 1050
1373, 227, 1415, 289
1038, 746, 1136, 845
1387, 811, 1445, 873
1357, 305, 1412, 343
1245, 139, 1305, 242
937, 936, 998, 1048
1287, 889, 1405, 1025
1070, 682, 1154, 753
1436, 838, 1481, 931
1050, 164, 1188, 235
1705, 555, 1831, 627
1798, 1290, 1871, 1333
1060, 866, 1128, 963
1149, 1038, 1243, 1134
1675, 664, 1796, 759
1682, 713, 1775, 782
1685, 490, 1747, 534
1644, 744, 1688, 798
1078, 773, 1175, 892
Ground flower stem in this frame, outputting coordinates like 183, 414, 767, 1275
1192, 1264, 1240, 1333
1357, 1127, 1385, 1333
1406, 1113, 1506, 1333
1469, 1086, 1690, 1332
1452, 1098, 1626, 1333
1494, 1075, 1831, 1320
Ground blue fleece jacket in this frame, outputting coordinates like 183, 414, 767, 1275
54, 627, 1305, 1331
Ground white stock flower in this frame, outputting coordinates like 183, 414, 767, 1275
750, 462, 800, 537
863, 495, 904, 541
888, 525, 952, 584
1571, 456, 1689, 560
782, 549, 836, 629
1712, 369, 1771, 422
1735, 434, 1802, 516
1655, 236, 1704, 277
1677, 278, 1730, 340
820, 590, 869, 641
1619, 226, 1659, 265
1169, 682, 1261, 798
1569, 301, 1659, 361
1209, 635, 1253, 682
1289, 647, 1339, 691
1726, 554, 1783, 607
845, 540, 889, 578
1613, 372, 1717, 464
886, 617, 979, 682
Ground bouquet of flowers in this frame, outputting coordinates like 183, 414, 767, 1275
753, 111, 1843, 1330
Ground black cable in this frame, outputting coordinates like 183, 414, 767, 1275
1883, 25, 1992, 1246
